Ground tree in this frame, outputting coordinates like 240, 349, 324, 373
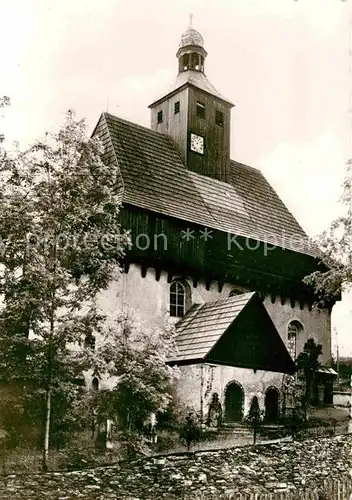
303, 159, 352, 306
179, 411, 202, 451
92, 309, 177, 456
296, 338, 322, 420
0, 96, 10, 143
245, 396, 263, 445
0, 109, 129, 470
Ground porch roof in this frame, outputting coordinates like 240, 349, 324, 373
168, 292, 295, 374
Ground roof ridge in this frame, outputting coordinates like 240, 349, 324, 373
103, 112, 168, 140
201, 291, 255, 308
100, 112, 318, 257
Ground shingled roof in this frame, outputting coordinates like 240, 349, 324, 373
168, 292, 295, 374
93, 112, 316, 257
149, 70, 234, 107
170, 293, 255, 363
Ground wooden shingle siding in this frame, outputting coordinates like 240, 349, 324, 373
99, 112, 316, 258
169, 292, 296, 374
119, 206, 320, 302
187, 87, 231, 182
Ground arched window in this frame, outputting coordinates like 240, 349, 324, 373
229, 286, 245, 298
265, 387, 280, 422
224, 381, 244, 422
170, 280, 186, 317
287, 321, 303, 359
92, 377, 99, 391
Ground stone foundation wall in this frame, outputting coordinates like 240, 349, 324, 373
0, 435, 351, 499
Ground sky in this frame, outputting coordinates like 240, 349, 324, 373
1, 0, 352, 356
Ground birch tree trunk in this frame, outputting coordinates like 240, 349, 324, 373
42, 387, 52, 471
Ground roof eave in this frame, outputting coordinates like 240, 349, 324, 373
205, 357, 295, 375
148, 82, 235, 109
166, 357, 205, 366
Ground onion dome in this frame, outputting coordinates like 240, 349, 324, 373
177, 21, 207, 74
179, 27, 204, 49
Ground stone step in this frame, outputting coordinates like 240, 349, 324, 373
217, 426, 252, 435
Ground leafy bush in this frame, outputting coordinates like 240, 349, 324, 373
61, 445, 97, 470
116, 430, 150, 460
179, 411, 202, 451
244, 396, 264, 444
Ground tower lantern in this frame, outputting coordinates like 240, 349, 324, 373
176, 18, 207, 74
149, 21, 234, 183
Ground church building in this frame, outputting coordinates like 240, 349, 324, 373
92, 24, 336, 423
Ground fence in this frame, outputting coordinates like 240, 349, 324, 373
196, 477, 352, 500
260, 421, 349, 442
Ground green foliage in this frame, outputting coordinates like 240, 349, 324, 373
0, 383, 39, 450
296, 338, 322, 374
60, 443, 102, 471
244, 396, 263, 444
296, 338, 322, 419
0, 108, 129, 468
92, 310, 177, 453
179, 411, 202, 451
0, 96, 10, 109
155, 384, 184, 431
303, 159, 352, 305
116, 430, 150, 460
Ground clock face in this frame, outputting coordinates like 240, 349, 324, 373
190, 133, 204, 155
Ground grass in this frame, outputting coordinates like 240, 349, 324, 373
1, 408, 350, 474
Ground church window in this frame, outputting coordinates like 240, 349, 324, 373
287, 320, 303, 359
196, 102, 205, 119
174, 101, 180, 114
157, 110, 163, 124
215, 110, 224, 127
92, 377, 99, 391
170, 280, 186, 317
229, 287, 245, 297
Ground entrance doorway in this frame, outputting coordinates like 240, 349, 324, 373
224, 382, 244, 422
265, 388, 280, 422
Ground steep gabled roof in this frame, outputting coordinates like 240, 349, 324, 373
168, 292, 295, 374
93, 112, 316, 257
170, 293, 255, 362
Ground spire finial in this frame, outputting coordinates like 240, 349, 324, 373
189, 13, 193, 28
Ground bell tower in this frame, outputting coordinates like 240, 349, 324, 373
149, 21, 234, 183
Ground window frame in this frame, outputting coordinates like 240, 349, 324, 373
287, 321, 303, 359
215, 110, 224, 127
92, 377, 99, 391
174, 101, 180, 114
196, 101, 205, 119
157, 110, 163, 124
170, 280, 186, 318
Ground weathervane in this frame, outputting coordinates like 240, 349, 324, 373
189, 13, 193, 28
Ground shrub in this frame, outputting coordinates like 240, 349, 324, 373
179, 411, 202, 451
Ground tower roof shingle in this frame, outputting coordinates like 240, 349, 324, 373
94, 112, 317, 257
